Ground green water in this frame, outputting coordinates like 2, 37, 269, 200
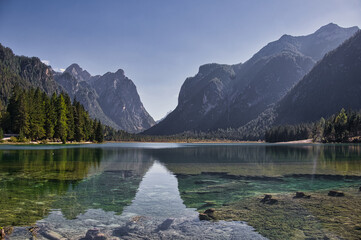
0, 143, 361, 238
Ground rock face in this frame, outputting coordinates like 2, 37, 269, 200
145, 23, 358, 135
54, 70, 120, 130
273, 30, 361, 125
0, 43, 61, 106
92, 69, 155, 133
0, 43, 155, 133
54, 64, 155, 133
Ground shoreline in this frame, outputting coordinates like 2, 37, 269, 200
274, 138, 314, 144
1, 138, 358, 145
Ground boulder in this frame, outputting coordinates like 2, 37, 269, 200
260, 195, 272, 203
328, 191, 345, 197
199, 213, 212, 221
41, 230, 66, 240
260, 194, 278, 204
199, 208, 217, 221
155, 219, 174, 232
293, 192, 311, 199
80, 229, 107, 240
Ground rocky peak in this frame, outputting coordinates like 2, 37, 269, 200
115, 69, 125, 76
314, 23, 342, 34
65, 63, 91, 82
145, 23, 359, 136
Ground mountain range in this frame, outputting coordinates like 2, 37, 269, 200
1, 23, 360, 138
273, 29, 361, 125
54, 64, 155, 132
145, 23, 359, 135
0, 44, 155, 133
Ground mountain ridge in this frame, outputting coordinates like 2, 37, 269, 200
145, 23, 359, 135
55, 63, 155, 133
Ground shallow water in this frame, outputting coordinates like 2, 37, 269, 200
1, 143, 361, 239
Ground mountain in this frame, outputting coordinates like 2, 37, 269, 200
0, 43, 61, 108
55, 64, 155, 133
0, 44, 155, 133
273, 30, 361, 125
64, 63, 92, 82
53, 69, 120, 130
92, 69, 155, 132
145, 23, 358, 135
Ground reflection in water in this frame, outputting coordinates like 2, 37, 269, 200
1, 143, 361, 239
122, 161, 198, 219
0, 148, 103, 226
10, 160, 266, 239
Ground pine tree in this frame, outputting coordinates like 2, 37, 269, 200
54, 94, 68, 144
95, 120, 104, 143
28, 88, 46, 140
44, 92, 55, 139
63, 93, 75, 141
73, 99, 85, 142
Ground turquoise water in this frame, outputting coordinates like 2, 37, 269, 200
1, 143, 361, 239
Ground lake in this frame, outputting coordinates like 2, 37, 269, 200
1, 143, 361, 239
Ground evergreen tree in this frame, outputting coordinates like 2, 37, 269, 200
28, 88, 46, 140
73, 99, 83, 142
63, 93, 75, 141
95, 120, 104, 143
54, 94, 68, 143
44, 92, 56, 139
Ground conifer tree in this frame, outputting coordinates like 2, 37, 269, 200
63, 93, 75, 141
28, 88, 46, 140
54, 94, 68, 143
95, 120, 104, 143
73, 99, 85, 142
44, 92, 55, 139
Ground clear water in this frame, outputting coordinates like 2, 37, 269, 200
1, 143, 361, 239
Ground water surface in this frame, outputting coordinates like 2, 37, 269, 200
1, 143, 361, 239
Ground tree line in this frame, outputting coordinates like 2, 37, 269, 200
265, 108, 361, 143
0, 86, 103, 143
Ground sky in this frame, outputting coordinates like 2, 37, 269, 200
0, 0, 360, 121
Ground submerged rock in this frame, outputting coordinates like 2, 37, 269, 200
328, 191, 345, 197
199, 208, 217, 220
155, 218, 174, 232
293, 192, 311, 199
260, 195, 278, 204
80, 229, 107, 240
199, 213, 212, 221
41, 230, 66, 240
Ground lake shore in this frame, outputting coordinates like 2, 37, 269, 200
275, 138, 314, 144
0, 138, 263, 145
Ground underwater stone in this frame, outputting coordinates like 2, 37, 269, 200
293, 192, 311, 199
155, 218, 174, 232
199, 213, 212, 221
199, 208, 217, 221
328, 191, 345, 197
260, 195, 278, 204
41, 230, 66, 240
80, 229, 107, 240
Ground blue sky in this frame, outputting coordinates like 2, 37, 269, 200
0, 0, 360, 120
